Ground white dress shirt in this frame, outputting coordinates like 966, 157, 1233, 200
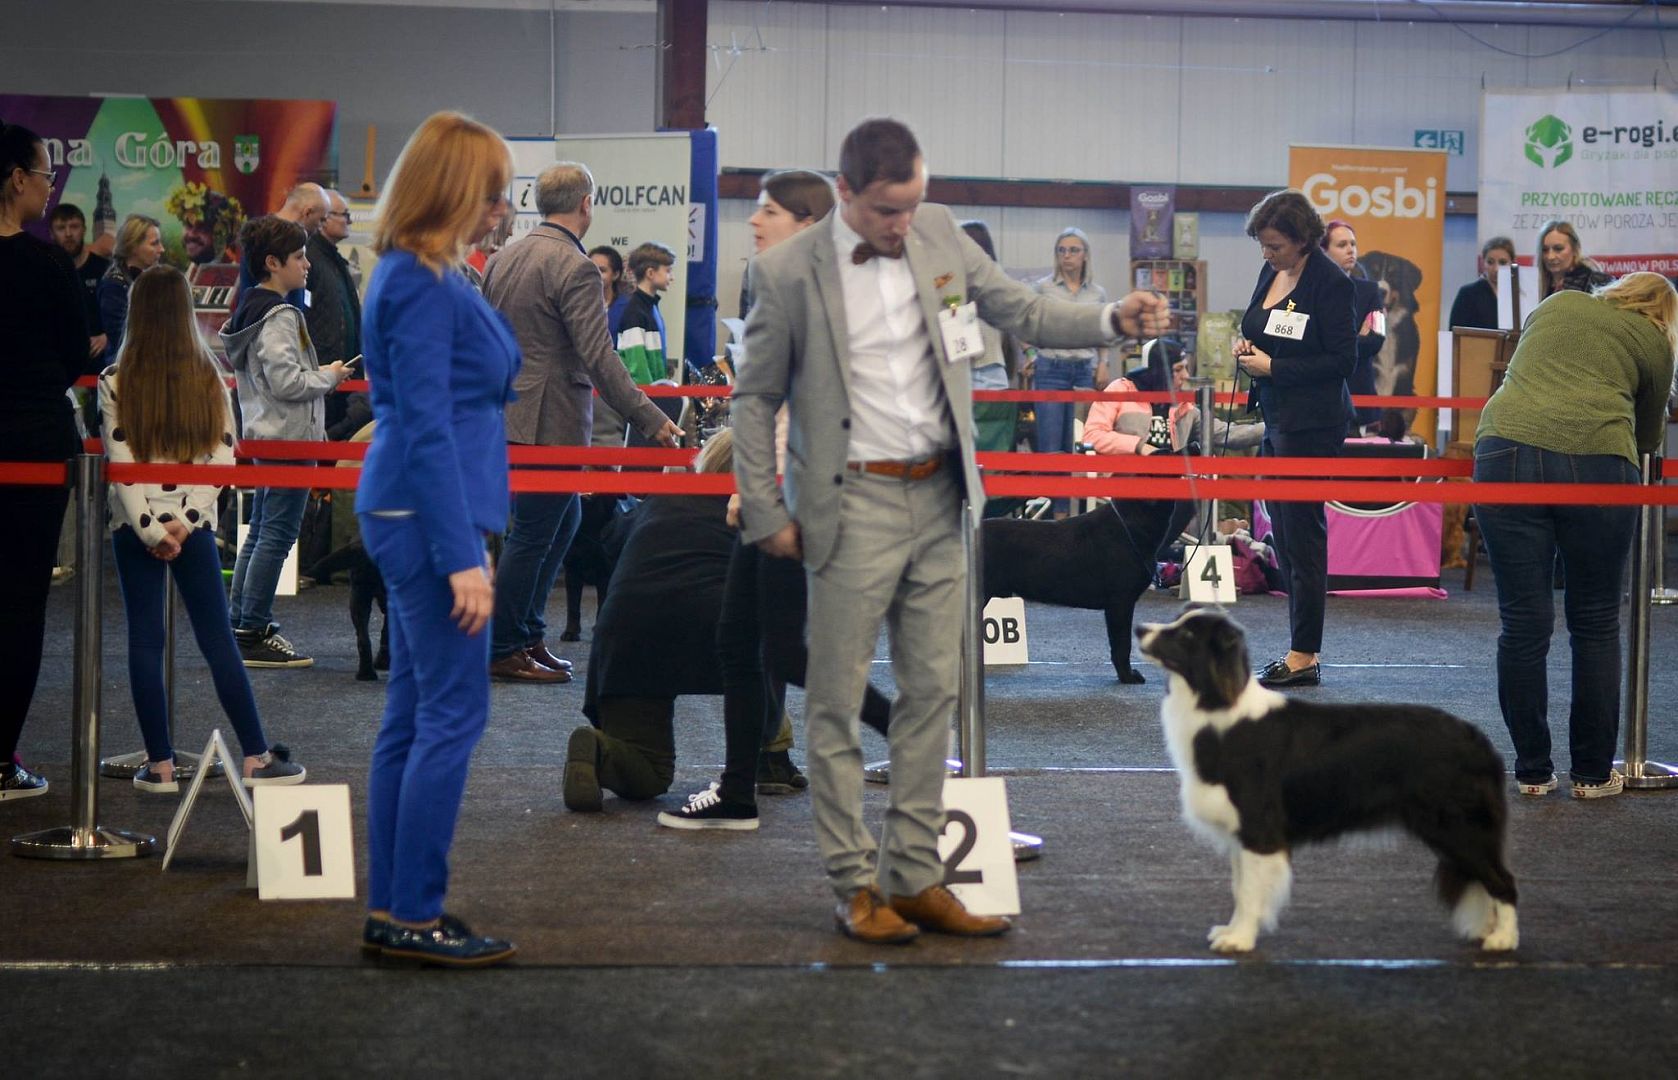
832, 213, 955, 463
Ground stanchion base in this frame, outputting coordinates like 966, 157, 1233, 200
1650, 589, 1678, 607
1614, 759, 1678, 790
863, 759, 964, 785
1010, 831, 1044, 862
100, 749, 219, 781
10, 825, 158, 860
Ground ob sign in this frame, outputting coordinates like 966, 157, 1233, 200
982, 597, 1028, 665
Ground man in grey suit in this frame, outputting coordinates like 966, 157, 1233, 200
733, 119, 1169, 944
483, 162, 681, 683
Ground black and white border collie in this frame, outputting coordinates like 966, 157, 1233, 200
1136, 607, 1518, 953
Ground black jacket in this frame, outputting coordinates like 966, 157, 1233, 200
1349, 276, 1386, 427
1241, 246, 1357, 434
1448, 278, 1498, 332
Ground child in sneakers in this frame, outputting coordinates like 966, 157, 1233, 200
101, 264, 306, 793
220, 215, 351, 667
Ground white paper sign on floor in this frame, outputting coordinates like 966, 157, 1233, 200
1180, 544, 1237, 603
938, 776, 1020, 916
161, 728, 252, 873
981, 597, 1029, 665
253, 785, 356, 901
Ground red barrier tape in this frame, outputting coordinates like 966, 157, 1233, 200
976, 452, 1474, 477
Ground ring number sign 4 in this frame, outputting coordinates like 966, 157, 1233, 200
1180, 544, 1237, 604
937, 777, 1021, 916
253, 785, 356, 900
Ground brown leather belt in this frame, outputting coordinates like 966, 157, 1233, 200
846, 456, 944, 481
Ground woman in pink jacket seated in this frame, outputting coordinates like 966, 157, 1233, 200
1083, 338, 1263, 456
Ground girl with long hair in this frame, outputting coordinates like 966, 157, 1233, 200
100, 265, 305, 792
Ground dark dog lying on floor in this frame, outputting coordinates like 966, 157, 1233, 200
982, 499, 1177, 682
560, 495, 636, 642
305, 541, 389, 681
1137, 606, 1518, 953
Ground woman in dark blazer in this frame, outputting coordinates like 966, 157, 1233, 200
1322, 219, 1386, 432
355, 112, 521, 967
1234, 190, 1357, 688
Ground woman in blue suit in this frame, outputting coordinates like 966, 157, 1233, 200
356, 112, 521, 967
1234, 190, 1357, 689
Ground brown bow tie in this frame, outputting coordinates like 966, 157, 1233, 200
851, 242, 903, 265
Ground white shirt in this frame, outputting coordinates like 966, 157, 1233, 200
832, 213, 955, 462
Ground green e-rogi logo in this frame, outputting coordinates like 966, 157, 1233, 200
1525, 115, 1572, 168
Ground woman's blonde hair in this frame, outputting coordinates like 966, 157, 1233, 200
693, 428, 733, 475
116, 265, 230, 463
1597, 272, 1678, 353
374, 112, 513, 273
114, 213, 161, 265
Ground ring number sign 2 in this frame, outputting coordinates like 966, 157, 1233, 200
253, 785, 356, 900
937, 777, 1021, 916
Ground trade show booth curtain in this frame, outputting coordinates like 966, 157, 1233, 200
1479, 88, 1678, 279
1289, 144, 1448, 441
679, 126, 719, 367
0, 94, 337, 266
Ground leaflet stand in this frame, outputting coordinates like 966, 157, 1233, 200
160, 728, 256, 883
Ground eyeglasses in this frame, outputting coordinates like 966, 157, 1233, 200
326, 210, 353, 221
29, 167, 57, 185
1055, 245, 1084, 255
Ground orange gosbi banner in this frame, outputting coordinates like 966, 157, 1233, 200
1289, 145, 1449, 440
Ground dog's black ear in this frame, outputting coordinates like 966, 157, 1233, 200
1206, 616, 1250, 709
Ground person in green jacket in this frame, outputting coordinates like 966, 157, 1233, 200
1473, 272, 1678, 800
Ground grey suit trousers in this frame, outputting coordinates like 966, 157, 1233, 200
804, 467, 962, 901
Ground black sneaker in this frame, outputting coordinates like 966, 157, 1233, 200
657, 786, 759, 831
133, 762, 180, 794
0, 761, 48, 801
756, 750, 808, 795
243, 745, 306, 787
238, 627, 313, 669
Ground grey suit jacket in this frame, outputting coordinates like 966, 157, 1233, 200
733, 204, 1122, 572
484, 224, 669, 446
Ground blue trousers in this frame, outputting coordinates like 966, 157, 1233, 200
1032, 357, 1093, 514
228, 476, 309, 633
362, 514, 491, 923
112, 526, 269, 763
490, 490, 581, 661
1473, 437, 1638, 784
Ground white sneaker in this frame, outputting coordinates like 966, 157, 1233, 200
1571, 770, 1623, 800
1517, 774, 1558, 796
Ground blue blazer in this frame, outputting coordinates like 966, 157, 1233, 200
1242, 246, 1357, 434
356, 250, 522, 576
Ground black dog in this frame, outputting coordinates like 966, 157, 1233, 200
306, 541, 389, 681
1136, 606, 1518, 953
560, 495, 635, 642
981, 499, 1177, 682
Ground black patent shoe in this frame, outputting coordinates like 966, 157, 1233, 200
379, 917, 517, 968
362, 912, 473, 955
1256, 657, 1321, 688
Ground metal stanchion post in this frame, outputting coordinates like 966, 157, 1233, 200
12, 454, 157, 859
1616, 453, 1678, 790
958, 494, 1043, 860
1194, 381, 1216, 534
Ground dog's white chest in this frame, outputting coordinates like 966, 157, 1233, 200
1179, 775, 1241, 847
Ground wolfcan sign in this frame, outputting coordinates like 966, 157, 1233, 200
1480, 88, 1678, 277
1290, 145, 1449, 440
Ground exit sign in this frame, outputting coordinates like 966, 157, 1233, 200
1414, 130, 1464, 155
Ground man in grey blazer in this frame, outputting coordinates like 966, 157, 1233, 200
483, 161, 680, 683
733, 119, 1169, 943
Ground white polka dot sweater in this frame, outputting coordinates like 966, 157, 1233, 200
98, 366, 235, 547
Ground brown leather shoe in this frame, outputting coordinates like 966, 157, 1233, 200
526, 643, 574, 674
489, 651, 570, 683
889, 884, 1012, 937
834, 886, 919, 945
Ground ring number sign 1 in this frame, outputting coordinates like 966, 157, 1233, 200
937, 777, 1021, 916
253, 785, 356, 900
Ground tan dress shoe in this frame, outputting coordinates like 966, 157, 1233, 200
889, 884, 1012, 937
489, 652, 570, 683
835, 886, 919, 945
525, 643, 574, 673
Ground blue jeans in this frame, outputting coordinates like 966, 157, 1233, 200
228, 474, 309, 634
113, 527, 268, 762
1473, 436, 1638, 784
1032, 356, 1094, 514
362, 514, 491, 923
490, 490, 581, 661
